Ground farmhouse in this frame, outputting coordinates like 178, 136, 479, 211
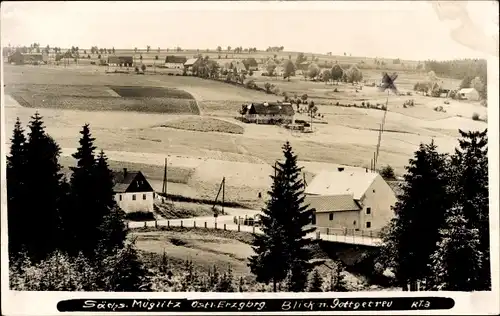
437, 81, 457, 98
242, 58, 259, 71
241, 102, 295, 124
184, 58, 202, 74
304, 169, 397, 233
108, 56, 133, 67
165, 55, 187, 69
8, 51, 47, 64
458, 88, 480, 101
221, 60, 247, 73
113, 168, 155, 213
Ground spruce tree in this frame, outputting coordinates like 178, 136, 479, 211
248, 141, 316, 292
69, 124, 99, 256
23, 112, 66, 261
95, 150, 127, 256
307, 269, 324, 292
449, 129, 489, 290
380, 140, 451, 291
7, 118, 27, 259
428, 206, 483, 291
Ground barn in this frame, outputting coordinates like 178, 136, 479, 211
8, 51, 47, 64
165, 55, 187, 69
108, 56, 133, 67
113, 168, 155, 213
241, 102, 295, 124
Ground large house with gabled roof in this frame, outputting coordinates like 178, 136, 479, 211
240, 102, 295, 124
113, 168, 155, 213
304, 168, 397, 233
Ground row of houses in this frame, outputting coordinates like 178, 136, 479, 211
164, 55, 258, 73
112, 166, 397, 234
7, 51, 48, 64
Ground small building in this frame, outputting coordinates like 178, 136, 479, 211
8, 51, 47, 64
108, 56, 133, 67
165, 55, 187, 69
437, 81, 457, 98
297, 61, 310, 71
458, 88, 480, 101
304, 169, 397, 233
243, 58, 259, 71
221, 60, 247, 73
113, 168, 155, 213
241, 102, 295, 124
184, 58, 202, 74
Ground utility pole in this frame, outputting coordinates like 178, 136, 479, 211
162, 157, 168, 194
221, 177, 225, 215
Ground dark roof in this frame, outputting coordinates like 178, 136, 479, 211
165, 55, 187, 64
248, 102, 295, 116
108, 56, 133, 63
112, 170, 140, 193
304, 195, 361, 213
386, 180, 403, 196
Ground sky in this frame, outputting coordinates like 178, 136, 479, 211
1, 1, 498, 61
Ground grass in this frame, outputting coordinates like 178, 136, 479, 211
125, 211, 156, 221
108, 86, 194, 99
160, 116, 244, 134
154, 201, 216, 219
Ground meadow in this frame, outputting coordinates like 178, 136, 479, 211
3, 63, 487, 209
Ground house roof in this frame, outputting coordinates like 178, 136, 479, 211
438, 81, 457, 91
248, 102, 295, 116
184, 58, 200, 66
304, 195, 361, 213
112, 170, 140, 193
304, 170, 379, 200
459, 88, 478, 94
165, 55, 187, 64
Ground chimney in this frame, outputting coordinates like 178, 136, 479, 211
123, 168, 128, 177
338, 167, 344, 172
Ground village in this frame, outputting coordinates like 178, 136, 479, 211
2, 1, 493, 300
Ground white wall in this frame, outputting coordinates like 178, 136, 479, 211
315, 210, 360, 230
115, 192, 155, 213
358, 175, 397, 231
165, 62, 183, 69
245, 113, 294, 124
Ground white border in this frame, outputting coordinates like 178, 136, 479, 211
1, 1, 499, 315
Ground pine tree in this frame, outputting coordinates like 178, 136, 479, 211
216, 266, 236, 292
428, 206, 483, 291
380, 140, 451, 291
7, 118, 27, 259
248, 141, 316, 292
328, 261, 348, 292
69, 124, 99, 256
449, 129, 490, 290
95, 150, 127, 256
23, 112, 66, 261
307, 269, 324, 292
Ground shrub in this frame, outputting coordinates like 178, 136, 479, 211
336, 102, 339, 106
333, 88, 338, 92
380, 165, 396, 180
125, 211, 155, 221
361, 101, 365, 106
245, 79, 257, 90
472, 113, 480, 121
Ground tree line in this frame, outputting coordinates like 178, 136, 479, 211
379, 130, 490, 291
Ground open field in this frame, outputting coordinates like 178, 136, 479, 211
160, 116, 245, 134
3, 64, 488, 208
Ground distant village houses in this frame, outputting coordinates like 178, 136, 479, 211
304, 169, 397, 234
8, 51, 48, 65
107, 56, 133, 67
165, 55, 187, 69
240, 102, 295, 125
113, 168, 155, 213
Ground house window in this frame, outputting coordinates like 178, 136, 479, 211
373, 189, 375, 193
329, 213, 334, 221
366, 207, 371, 215
132, 194, 136, 201
119, 195, 122, 201
353, 220, 356, 226
366, 221, 371, 228
153, 192, 155, 199
143, 194, 147, 200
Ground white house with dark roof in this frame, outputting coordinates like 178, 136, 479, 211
304, 169, 397, 233
113, 168, 155, 213
241, 102, 295, 124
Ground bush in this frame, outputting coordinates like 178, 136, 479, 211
125, 211, 155, 221
472, 113, 480, 121
361, 102, 365, 106
333, 88, 338, 92
245, 79, 257, 90
380, 165, 396, 180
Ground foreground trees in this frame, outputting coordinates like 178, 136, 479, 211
249, 141, 316, 292
380, 130, 490, 291
7, 114, 147, 291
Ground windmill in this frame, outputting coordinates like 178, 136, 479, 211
374, 72, 398, 170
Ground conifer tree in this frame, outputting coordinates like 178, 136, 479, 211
7, 118, 27, 258
69, 124, 99, 256
428, 206, 483, 291
380, 140, 451, 291
23, 112, 66, 261
248, 141, 316, 292
308, 269, 324, 292
449, 129, 489, 290
216, 266, 236, 292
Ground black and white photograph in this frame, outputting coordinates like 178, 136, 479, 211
1, 1, 498, 315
